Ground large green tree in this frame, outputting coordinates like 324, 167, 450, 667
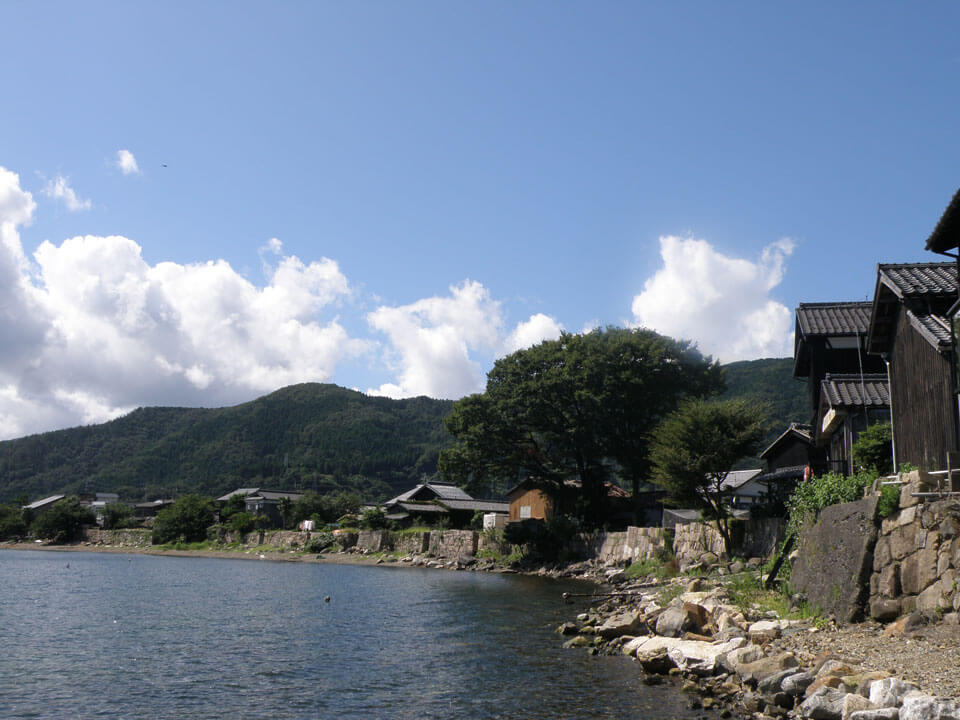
648, 398, 768, 556
152, 495, 216, 544
439, 327, 724, 527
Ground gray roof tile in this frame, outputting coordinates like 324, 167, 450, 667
796, 302, 873, 336
821, 373, 890, 409
878, 263, 956, 299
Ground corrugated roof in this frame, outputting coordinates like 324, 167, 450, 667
821, 373, 890, 409
718, 469, 763, 491
926, 188, 960, 253
24, 494, 65, 510
878, 263, 956, 299
796, 302, 873, 336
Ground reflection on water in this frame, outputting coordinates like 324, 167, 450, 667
0, 551, 695, 719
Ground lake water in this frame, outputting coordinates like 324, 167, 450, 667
0, 550, 700, 719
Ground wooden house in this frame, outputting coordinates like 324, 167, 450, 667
814, 373, 890, 475
866, 262, 958, 471
794, 302, 886, 420
505, 479, 633, 527
380, 482, 509, 528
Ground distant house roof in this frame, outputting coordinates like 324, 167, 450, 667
439, 499, 510, 514
868, 262, 957, 355
24, 494, 66, 511
717, 469, 763, 492
135, 499, 174, 509
820, 373, 890, 409
217, 488, 260, 502
247, 490, 303, 502
752, 465, 808, 484
384, 482, 473, 506
925, 188, 960, 253
396, 501, 447, 514
760, 423, 813, 460
794, 302, 873, 377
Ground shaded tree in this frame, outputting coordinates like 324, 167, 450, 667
440, 327, 724, 528
0, 503, 29, 540
852, 420, 893, 475
649, 398, 768, 556
31, 497, 96, 543
152, 495, 216, 544
101, 502, 135, 530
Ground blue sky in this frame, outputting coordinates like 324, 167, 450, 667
1, 2, 959, 438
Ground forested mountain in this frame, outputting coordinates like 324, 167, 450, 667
0, 384, 453, 503
720, 357, 810, 468
0, 358, 806, 504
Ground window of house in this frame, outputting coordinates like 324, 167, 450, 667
519, 505, 531, 519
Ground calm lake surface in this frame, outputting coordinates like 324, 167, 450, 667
0, 550, 698, 719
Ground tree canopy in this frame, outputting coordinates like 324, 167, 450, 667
439, 327, 724, 527
152, 495, 216, 544
648, 398, 768, 555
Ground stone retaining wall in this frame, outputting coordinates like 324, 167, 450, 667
869, 471, 960, 621
85, 528, 152, 547
792, 495, 878, 623
394, 531, 430, 555
572, 526, 668, 565
672, 518, 785, 563
429, 530, 477, 558
357, 530, 391, 552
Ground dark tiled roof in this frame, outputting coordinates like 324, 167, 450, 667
718, 469, 763, 491
907, 310, 952, 351
440, 499, 510, 513
752, 465, 808, 483
796, 302, 873, 336
878, 263, 956, 299
396, 501, 446, 513
926, 188, 960, 253
760, 422, 814, 459
386, 482, 473, 505
821, 373, 890, 409
248, 490, 303, 502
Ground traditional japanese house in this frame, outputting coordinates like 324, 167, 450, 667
814, 373, 890, 475
793, 302, 886, 420
866, 262, 958, 471
750, 422, 826, 511
381, 482, 509, 527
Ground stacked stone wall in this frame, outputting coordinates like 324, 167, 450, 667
85, 528, 152, 547
672, 518, 784, 563
394, 532, 430, 555
357, 530, 391, 552
429, 530, 477, 558
572, 527, 668, 565
869, 472, 960, 620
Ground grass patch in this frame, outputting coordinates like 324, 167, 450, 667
723, 571, 826, 625
624, 556, 678, 581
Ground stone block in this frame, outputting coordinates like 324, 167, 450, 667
800, 687, 847, 720
873, 536, 891, 571
791, 496, 879, 623
842, 694, 876, 720
876, 563, 900, 598
869, 677, 919, 707
869, 597, 900, 622
901, 554, 922, 595
917, 580, 951, 612
889, 526, 918, 561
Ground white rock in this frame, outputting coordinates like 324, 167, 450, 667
869, 677, 920, 708
842, 694, 876, 720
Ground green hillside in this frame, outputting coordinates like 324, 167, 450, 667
720, 357, 810, 467
0, 359, 807, 505
0, 384, 454, 504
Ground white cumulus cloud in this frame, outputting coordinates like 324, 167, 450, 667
115, 149, 140, 175
367, 282, 563, 400
0, 166, 370, 439
43, 175, 92, 211
631, 235, 794, 362
503, 313, 563, 355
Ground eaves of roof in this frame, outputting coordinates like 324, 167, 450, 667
926, 188, 960, 254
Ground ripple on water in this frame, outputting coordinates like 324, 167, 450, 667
0, 551, 701, 720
